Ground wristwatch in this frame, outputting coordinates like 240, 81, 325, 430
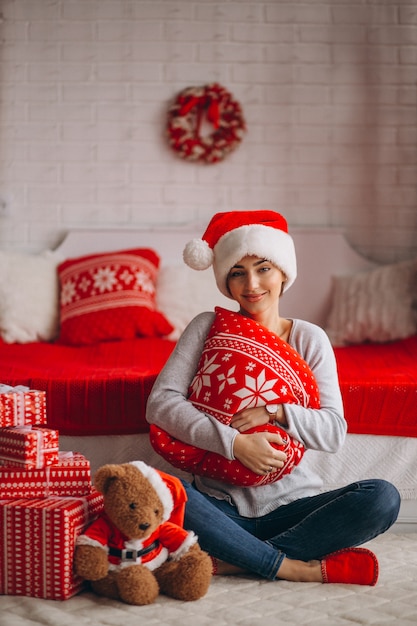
265, 404, 279, 421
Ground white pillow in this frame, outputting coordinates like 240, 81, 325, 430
326, 257, 417, 346
0, 250, 62, 343
156, 264, 236, 339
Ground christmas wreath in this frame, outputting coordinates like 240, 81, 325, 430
166, 83, 246, 164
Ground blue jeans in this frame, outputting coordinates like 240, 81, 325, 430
182, 479, 401, 580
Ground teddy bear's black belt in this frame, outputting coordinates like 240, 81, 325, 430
109, 540, 160, 562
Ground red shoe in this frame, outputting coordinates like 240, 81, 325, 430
321, 548, 379, 586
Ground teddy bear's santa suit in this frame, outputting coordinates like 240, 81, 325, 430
76, 461, 197, 571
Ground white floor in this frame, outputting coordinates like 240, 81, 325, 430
1, 532, 416, 626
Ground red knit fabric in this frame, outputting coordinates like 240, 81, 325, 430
0, 337, 175, 435
150, 308, 320, 487
57, 248, 173, 345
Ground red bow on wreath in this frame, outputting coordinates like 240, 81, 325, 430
179, 96, 220, 131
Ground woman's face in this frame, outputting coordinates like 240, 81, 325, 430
227, 256, 285, 316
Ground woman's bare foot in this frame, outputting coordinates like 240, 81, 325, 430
276, 557, 322, 582
212, 556, 322, 581
211, 557, 248, 576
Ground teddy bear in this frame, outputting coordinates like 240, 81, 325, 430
74, 460, 213, 605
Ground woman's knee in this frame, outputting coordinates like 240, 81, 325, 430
371, 479, 401, 525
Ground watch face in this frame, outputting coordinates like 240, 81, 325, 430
266, 404, 279, 414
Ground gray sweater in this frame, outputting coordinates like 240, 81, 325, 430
146, 312, 346, 517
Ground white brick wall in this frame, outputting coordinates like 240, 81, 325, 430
0, 0, 415, 263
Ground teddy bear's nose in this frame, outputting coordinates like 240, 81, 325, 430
139, 522, 150, 531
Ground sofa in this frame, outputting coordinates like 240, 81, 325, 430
0, 227, 416, 530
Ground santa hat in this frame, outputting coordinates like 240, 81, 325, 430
129, 461, 174, 523
183, 210, 297, 298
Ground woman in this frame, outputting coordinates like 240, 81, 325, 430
146, 210, 400, 585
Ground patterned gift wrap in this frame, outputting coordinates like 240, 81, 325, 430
0, 490, 104, 600
0, 452, 92, 498
0, 386, 46, 428
0, 426, 59, 469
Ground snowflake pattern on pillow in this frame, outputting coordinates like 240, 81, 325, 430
57, 248, 173, 345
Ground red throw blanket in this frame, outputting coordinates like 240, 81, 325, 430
150, 307, 320, 486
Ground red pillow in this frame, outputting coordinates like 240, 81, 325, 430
57, 248, 173, 345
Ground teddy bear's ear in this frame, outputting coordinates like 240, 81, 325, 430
94, 464, 128, 494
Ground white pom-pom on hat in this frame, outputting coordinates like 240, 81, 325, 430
183, 238, 214, 270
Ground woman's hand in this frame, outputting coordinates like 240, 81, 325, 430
230, 406, 270, 432
232, 431, 287, 475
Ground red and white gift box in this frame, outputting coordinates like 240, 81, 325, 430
0, 489, 104, 600
0, 452, 92, 498
0, 385, 46, 428
0, 426, 59, 469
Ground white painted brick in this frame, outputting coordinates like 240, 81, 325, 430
27, 184, 94, 206
196, 3, 262, 22
164, 64, 230, 83
232, 23, 293, 43
233, 63, 292, 84
369, 26, 417, 46
62, 84, 128, 102
0, 0, 415, 260
164, 20, 229, 42
61, 202, 131, 224
333, 44, 398, 64
399, 166, 417, 185
331, 5, 398, 25
1, 122, 58, 142
399, 6, 417, 25
1, 42, 59, 62
266, 43, 331, 64
266, 3, 330, 24
96, 62, 163, 82
197, 163, 264, 186
131, 42, 195, 62
299, 25, 367, 44
4, 82, 58, 102
3, 0, 60, 20
198, 43, 264, 63
3, 163, 58, 183
1, 21, 29, 42
163, 184, 228, 206
61, 164, 128, 184
29, 21, 94, 42
28, 142, 96, 163
29, 63, 92, 82
62, 43, 130, 62
29, 103, 93, 122
400, 46, 417, 64
266, 84, 328, 105
97, 21, 163, 42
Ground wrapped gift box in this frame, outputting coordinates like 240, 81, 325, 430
0, 452, 92, 498
0, 489, 104, 600
0, 426, 59, 469
0, 385, 46, 428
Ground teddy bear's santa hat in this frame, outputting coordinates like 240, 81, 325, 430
129, 461, 181, 524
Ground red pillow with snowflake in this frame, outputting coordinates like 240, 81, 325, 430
57, 248, 174, 345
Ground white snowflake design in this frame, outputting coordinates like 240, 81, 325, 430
217, 365, 236, 394
119, 269, 134, 285
61, 280, 77, 305
233, 368, 280, 412
189, 353, 220, 398
78, 276, 91, 293
135, 269, 154, 294
93, 267, 118, 293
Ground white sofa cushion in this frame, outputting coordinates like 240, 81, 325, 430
0, 250, 61, 343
